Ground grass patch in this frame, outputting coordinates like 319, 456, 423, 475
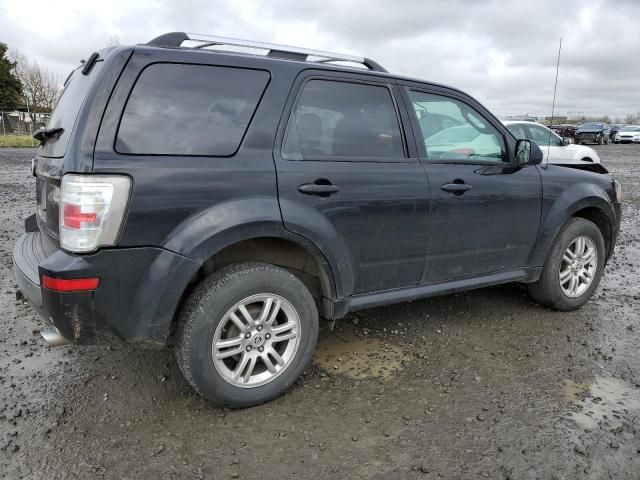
0, 135, 38, 148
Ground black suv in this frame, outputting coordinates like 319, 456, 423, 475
14, 33, 622, 407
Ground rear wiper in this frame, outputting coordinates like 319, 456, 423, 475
33, 127, 64, 144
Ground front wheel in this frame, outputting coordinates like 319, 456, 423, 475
527, 218, 605, 311
175, 262, 319, 408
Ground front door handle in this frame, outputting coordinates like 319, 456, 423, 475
298, 182, 340, 196
441, 182, 472, 195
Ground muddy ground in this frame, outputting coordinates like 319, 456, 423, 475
0, 145, 639, 479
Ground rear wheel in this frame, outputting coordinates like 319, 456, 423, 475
527, 218, 605, 311
175, 262, 319, 408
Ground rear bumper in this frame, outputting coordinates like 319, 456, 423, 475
13, 231, 200, 346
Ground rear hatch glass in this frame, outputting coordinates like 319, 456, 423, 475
35, 56, 103, 245
38, 59, 103, 158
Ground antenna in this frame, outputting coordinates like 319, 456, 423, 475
547, 37, 563, 165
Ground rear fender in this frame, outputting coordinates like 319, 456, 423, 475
162, 197, 344, 298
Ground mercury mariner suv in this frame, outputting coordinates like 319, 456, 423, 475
14, 32, 622, 407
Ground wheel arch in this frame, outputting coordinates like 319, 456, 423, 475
162, 226, 344, 345
531, 184, 616, 268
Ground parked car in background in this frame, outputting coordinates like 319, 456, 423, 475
609, 124, 625, 142
549, 124, 578, 139
575, 122, 610, 145
504, 121, 601, 164
614, 125, 640, 144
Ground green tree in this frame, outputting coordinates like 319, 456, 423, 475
0, 43, 22, 110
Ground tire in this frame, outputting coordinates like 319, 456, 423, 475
598, 135, 604, 145
527, 218, 605, 311
175, 262, 319, 408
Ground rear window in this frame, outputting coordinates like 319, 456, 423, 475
39, 61, 103, 158
116, 64, 269, 156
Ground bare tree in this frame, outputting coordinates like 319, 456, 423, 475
624, 113, 639, 125
107, 35, 122, 47
9, 48, 61, 113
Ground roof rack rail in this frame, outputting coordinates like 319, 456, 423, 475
147, 32, 387, 73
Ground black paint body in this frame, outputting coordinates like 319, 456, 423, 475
14, 44, 621, 346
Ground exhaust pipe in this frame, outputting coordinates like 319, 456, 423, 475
41, 327, 71, 347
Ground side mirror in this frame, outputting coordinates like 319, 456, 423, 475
562, 137, 573, 146
515, 139, 543, 165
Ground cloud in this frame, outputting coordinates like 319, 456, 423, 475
1, 0, 638, 118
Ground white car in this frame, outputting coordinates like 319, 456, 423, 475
503, 121, 601, 164
614, 126, 640, 144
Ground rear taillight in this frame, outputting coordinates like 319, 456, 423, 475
59, 174, 131, 253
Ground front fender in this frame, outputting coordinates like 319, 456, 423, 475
573, 146, 600, 163
531, 182, 616, 267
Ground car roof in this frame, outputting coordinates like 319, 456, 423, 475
132, 41, 473, 99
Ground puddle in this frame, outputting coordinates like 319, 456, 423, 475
313, 332, 406, 380
564, 376, 640, 429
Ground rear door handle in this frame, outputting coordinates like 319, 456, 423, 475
298, 183, 340, 196
441, 183, 472, 195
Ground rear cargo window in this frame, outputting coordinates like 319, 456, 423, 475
39, 61, 103, 158
116, 64, 269, 156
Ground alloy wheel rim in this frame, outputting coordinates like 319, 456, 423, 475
212, 294, 301, 388
559, 235, 598, 298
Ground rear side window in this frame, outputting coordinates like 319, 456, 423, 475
116, 64, 269, 156
282, 79, 405, 160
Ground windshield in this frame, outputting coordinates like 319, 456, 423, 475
580, 123, 604, 129
38, 60, 103, 158
621, 126, 640, 132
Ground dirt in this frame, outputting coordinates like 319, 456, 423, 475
0, 145, 639, 479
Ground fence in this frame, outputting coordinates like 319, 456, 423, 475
0, 109, 51, 136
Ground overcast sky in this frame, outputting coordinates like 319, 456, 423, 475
1, 0, 638, 119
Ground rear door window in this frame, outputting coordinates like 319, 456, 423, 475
282, 79, 405, 161
116, 64, 269, 156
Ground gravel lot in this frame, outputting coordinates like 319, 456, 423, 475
1, 145, 639, 479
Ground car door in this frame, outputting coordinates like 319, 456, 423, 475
402, 87, 542, 283
275, 73, 430, 295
